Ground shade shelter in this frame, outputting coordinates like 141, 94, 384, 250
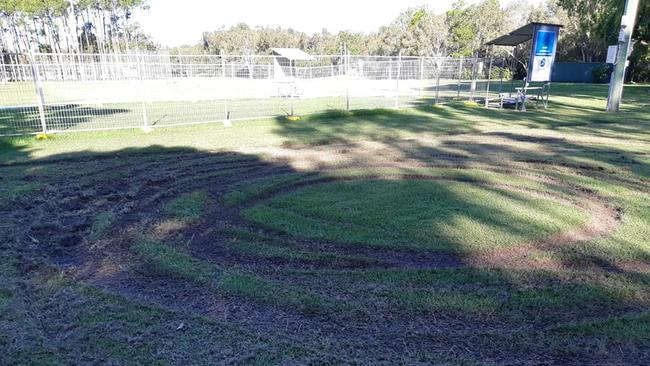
270, 48, 315, 80
485, 22, 563, 110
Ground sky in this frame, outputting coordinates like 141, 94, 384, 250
134, 0, 541, 47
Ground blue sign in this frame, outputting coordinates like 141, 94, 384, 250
528, 25, 561, 82
534, 31, 557, 56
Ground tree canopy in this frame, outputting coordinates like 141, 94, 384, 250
1, 0, 648, 80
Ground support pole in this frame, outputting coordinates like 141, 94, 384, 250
419, 57, 424, 97
395, 52, 401, 108
28, 51, 47, 134
290, 80, 295, 116
138, 54, 150, 131
435, 72, 441, 104
457, 56, 463, 99
470, 57, 477, 101
0, 54, 6, 84
220, 50, 226, 78
345, 47, 350, 111
224, 93, 230, 127
485, 57, 493, 107
606, 0, 640, 112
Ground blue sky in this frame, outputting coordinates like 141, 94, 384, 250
135, 0, 541, 47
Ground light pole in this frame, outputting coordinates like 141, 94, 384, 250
606, 0, 640, 112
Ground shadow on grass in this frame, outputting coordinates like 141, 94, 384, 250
0, 104, 131, 135
1, 144, 649, 364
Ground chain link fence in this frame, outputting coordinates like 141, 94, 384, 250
0, 52, 511, 136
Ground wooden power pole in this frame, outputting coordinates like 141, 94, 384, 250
606, 0, 640, 112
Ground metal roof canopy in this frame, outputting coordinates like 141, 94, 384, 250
270, 48, 315, 61
486, 22, 564, 46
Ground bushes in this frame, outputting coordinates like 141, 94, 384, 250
592, 64, 613, 84
488, 66, 512, 81
459, 66, 512, 81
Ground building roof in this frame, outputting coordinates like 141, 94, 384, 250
486, 22, 564, 46
270, 48, 315, 61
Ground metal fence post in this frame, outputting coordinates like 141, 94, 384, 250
485, 57, 493, 107
395, 53, 401, 108
345, 50, 350, 111
222, 53, 231, 126
28, 51, 47, 134
419, 57, 424, 97
0, 54, 6, 83
470, 57, 478, 101
138, 54, 150, 131
346, 86, 350, 111
223, 92, 230, 127
457, 56, 463, 99
220, 50, 226, 78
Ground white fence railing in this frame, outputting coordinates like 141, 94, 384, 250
0, 53, 511, 136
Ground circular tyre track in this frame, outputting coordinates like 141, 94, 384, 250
5, 147, 637, 365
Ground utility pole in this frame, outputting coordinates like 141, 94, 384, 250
606, 0, 640, 112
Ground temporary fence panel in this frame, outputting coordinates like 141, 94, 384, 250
0, 52, 497, 136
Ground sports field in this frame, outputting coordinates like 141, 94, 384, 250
1, 83, 649, 364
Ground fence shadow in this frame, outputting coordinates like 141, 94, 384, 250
0, 103, 131, 135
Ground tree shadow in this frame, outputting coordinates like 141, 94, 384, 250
1, 144, 648, 364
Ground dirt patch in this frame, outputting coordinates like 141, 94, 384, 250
467, 191, 623, 271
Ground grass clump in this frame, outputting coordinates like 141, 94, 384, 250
390, 289, 500, 315
90, 211, 116, 240
133, 240, 216, 283
231, 240, 375, 265
220, 272, 341, 315
224, 173, 320, 206
553, 312, 650, 342
132, 240, 339, 314
165, 191, 208, 221
0, 182, 41, 201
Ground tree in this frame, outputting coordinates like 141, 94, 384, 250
446, 0, 507, 57
556, 0, 649, 80
0, 0, 152, 54
373, 7, 447, 57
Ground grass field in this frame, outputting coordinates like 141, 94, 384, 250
0, 83, 649, 364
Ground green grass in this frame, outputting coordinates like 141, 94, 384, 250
554, 312, 650, 342
0, 181, 41, 200
90, 211, 116, 240
134, 240, 217, 283
390, 288, 501, 315
133, 239, 341, 314
220, 272, 343, 315
0, 83, 649, 364
165, 191, 208, 221
224, 173, 320, 206
242, 179, 589, 253
231, 240, 376, 265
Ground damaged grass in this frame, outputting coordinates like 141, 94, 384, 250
165, 191, 208, 222
1, 84, 649, 364
134, 239, 345, 315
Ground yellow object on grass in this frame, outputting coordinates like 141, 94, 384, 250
35, 133, 50, 140
286, 115, 301, 122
